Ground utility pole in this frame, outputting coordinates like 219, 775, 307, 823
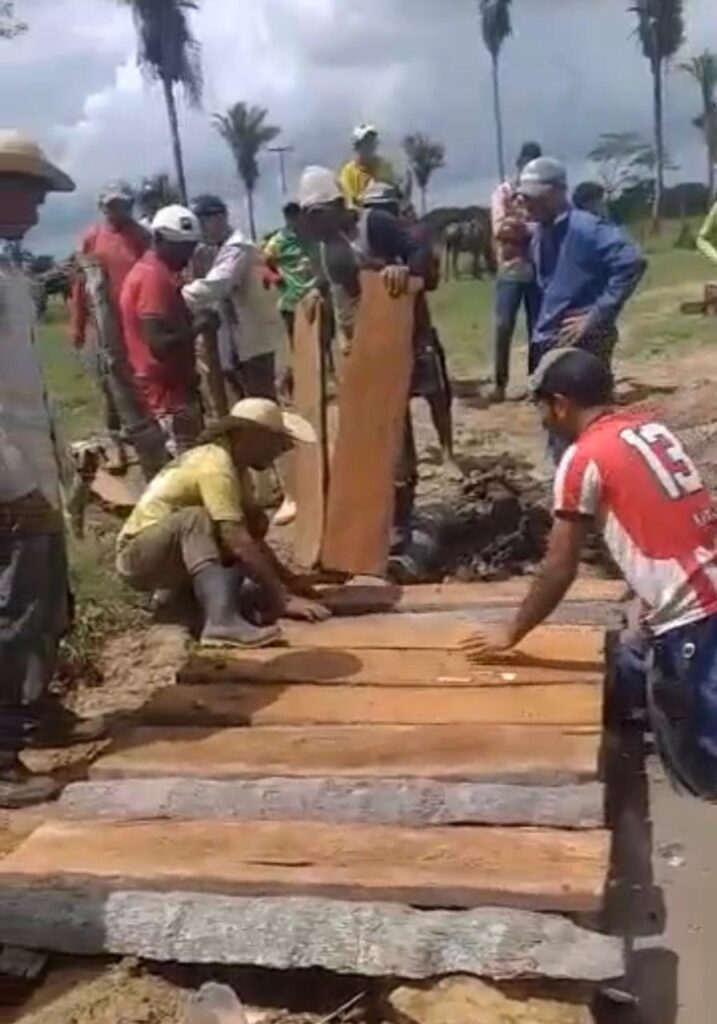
268, 145, 294, 196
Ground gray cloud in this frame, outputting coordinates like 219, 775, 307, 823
2, 0, 715, 253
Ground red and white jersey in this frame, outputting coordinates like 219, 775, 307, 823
554, 411, 717, 635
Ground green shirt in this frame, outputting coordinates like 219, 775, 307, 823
264, 228, 317, 313
697, 201, 717, 266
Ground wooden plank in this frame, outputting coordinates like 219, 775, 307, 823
278, 618, 605, 669
58, 778, 605, 829
92, 725, 602, 785
293, 297, 328, 569
140, 681, 602, 728
321, 271, 417, 575
0, 889, 625, 980
179, 647, 602, 688
0, 820, 611, 911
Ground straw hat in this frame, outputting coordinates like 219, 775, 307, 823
0, 131, 74, 192
204, 398, 316, 445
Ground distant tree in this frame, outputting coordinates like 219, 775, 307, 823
587, 132, 657, 200
479, 0, 512, 181
403, 133, 446, 214
679, 50, 717, 203
630, 0, 685, 230
0, 2, 27, 38
137, 172, 182, 216
118, 0, 203, 203
213, 103, 280, 240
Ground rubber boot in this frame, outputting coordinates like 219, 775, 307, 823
30, 698, 108, 749
0, 756, 62, 809
390, 482, 416, 555
192, 562, 282, 650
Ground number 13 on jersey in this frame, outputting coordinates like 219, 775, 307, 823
620, 422, 702, 499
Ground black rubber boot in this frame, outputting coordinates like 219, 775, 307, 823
192, 563, 281, 649
0, 757, 62, 808
30, 700, 108, 749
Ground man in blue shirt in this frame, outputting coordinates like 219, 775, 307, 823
519, 157, 646, 368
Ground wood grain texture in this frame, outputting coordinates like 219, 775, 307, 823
58, 778, 605, 828
139, 681, 602, 728
179, 647, 602, 688
0, 820, 611, 911
91, 725, 601, 785
0, 889, 624, 980
293, 298, 328, 569
321, 272, 416, 575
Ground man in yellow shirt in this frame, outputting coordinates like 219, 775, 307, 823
339, 124, 397, 208
116, 398, 330, 648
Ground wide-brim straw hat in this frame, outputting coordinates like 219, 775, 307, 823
203, 398, 316, 445
0, 131, 75, 192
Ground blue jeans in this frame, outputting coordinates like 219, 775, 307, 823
617, 616, 717, 800
494, 278, 542, 388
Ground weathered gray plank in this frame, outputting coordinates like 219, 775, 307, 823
0, 889, 624, 982
58, 778, 605, 829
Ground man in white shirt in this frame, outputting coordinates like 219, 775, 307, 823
0, 132, 104, 808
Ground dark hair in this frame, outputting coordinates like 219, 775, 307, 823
191, 193, 227, 218
534, 349, 613, 407
573, 181, 606, 210
518, 141, 542, 164
283, 201, 301, 218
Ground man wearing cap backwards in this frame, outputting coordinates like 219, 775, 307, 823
120, 204, 205, 458
70, 181, 149, 471
517, 155, 646, 370
116, 397, 330, 647
339, 125, 398, 209
0, 131, 108, 807
489, 141, 543, 403
463, 347, 717, 800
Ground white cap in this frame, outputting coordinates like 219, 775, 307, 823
206, 397, 317, 445
298, 166, 343, 209
352, 123, 378, 145
151, 204, 201, 243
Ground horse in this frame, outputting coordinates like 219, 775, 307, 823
443, 218, 496, 281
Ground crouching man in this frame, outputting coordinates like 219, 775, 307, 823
116, 398, 330, 648
462, 348, 717, 800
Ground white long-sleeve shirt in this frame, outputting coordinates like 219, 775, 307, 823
183, 229, 283, 363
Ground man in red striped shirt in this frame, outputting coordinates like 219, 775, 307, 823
463, 348, 717, 798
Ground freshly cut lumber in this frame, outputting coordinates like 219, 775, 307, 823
292, 297, 328, 569
179, 647, 601, 688
0, 820, 610, 911
58, 778, 605, 829
321, 272, 417, 575
0, 889, 625, 981
92, 725, 602, 785
139, 681, 602, 728
278, 617, 605, 669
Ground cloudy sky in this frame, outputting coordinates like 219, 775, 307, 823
3, 0, 716, 253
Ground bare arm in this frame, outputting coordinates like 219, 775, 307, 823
217, 521, 287, 614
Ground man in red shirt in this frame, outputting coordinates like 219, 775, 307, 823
120, 205, 203, 457
71, 181, 149, 470
463, 348, 717, 799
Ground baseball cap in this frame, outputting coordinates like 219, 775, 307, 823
99, 180, 134, 206
352, 124, 378, 145
203, 397, 316, 445
191, 193, 228, 218
518, 156, 568, 198
151, 204, 201, 243
530, 347, 613, 406
298, 166, 343, 209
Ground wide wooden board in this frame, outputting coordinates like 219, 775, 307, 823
140, 681, 602, 728
0, 820, 611, 911
179, 647, 601, 688
59, 777, 605, 828
0, 890, 624, 980
293, 298, 328, 569
321, 272, 417, 575
92, 725, 601, 785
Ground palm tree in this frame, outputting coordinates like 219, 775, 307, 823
118, 0, 202, 204
679, 50, 717, 203
403, 134, 446, 215
213, 103, 281, 240
479, 0, 512, 181
630, 0, 685, 229
0, 2, 27, 38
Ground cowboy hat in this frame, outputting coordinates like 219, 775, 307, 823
0, 131, 74, 192
203, 398, 316, 445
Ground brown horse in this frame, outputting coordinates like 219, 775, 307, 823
443, 219, 496, 281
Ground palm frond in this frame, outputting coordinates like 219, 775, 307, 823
213, 102, 281, 193
629, 0, 685, 65
403, 133, 446, 189
479, 0, 512, 60
118, 0, 202, 106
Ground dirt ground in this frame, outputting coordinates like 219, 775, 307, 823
2, 344, 717, 1024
